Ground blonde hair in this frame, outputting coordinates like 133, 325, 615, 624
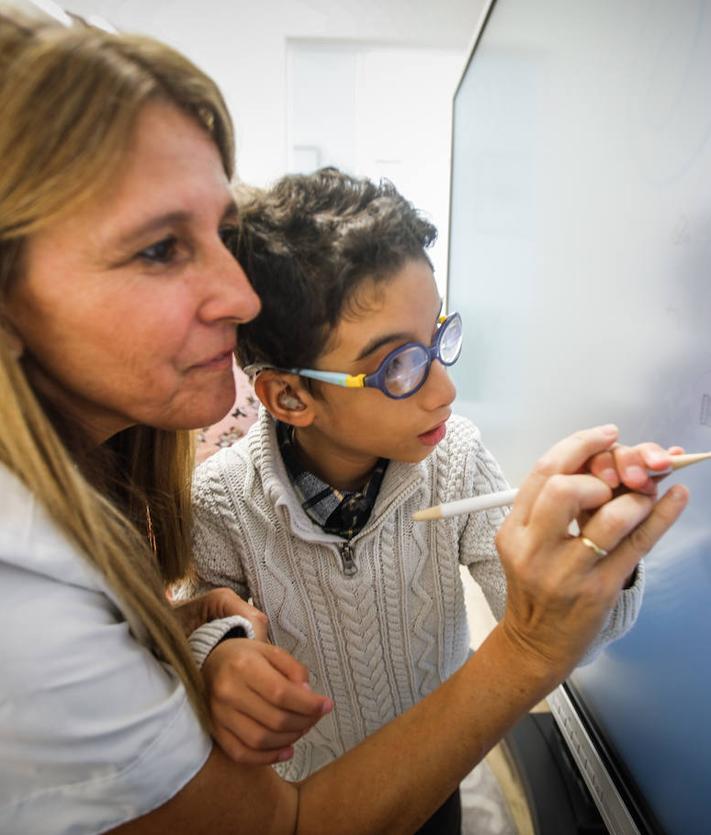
0, 10, 236, 728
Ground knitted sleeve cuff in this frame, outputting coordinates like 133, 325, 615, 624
188, 615, 256, 670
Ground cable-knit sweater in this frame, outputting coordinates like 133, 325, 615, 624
192, 409, 644, 781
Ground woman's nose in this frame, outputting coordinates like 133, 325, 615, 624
199, 242, 261, 325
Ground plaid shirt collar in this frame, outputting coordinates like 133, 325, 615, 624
276, 421, 388, 540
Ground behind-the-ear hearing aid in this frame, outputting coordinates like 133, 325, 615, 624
278, 390, 304, 411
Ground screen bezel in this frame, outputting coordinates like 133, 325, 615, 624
563, 681, 664, 835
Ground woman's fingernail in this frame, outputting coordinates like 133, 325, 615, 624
600, 468, 618, 485
320, 699, 333, 715
601, 424, 618, 436
626, 465, 646, 482
277, 748, 293, 762
302, 682, 312, 691
668, 485, 688, 502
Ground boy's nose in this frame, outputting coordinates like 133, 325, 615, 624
420, 358, 457, 411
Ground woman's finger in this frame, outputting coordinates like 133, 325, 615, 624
209, 588, 270, 641
511, 425, 619, 525
527, 473, 612, 549
611, 443, 669, 494
596, 485, 689, 589
587, 449, 619, 488
577, 491, 655, 560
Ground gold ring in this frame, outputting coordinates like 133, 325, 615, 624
580, 535, 608, 558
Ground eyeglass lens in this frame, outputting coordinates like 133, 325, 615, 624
382, 316, 462, 397
439, 315, 462, 364
383, 345, 430, 396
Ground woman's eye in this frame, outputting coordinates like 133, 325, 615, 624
138, 237, 178, 264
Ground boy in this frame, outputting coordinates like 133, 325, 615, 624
192, 168, 645, 830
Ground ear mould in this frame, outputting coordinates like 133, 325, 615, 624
279, 392, 303, 411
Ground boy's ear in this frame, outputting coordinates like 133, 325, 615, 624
253, 370, 315, 427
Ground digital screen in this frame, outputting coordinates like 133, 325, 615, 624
447, 2, 711, 833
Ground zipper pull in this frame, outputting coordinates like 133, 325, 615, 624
339, 542, 357, 576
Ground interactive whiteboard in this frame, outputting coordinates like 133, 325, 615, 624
448, 2, 711, 832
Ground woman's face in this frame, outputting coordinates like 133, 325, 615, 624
7, 101, 260, 443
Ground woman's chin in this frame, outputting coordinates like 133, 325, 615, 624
155, 378, 237, 432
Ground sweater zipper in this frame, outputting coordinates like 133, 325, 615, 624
338, 541, 357, 576
333, 478, 423, 576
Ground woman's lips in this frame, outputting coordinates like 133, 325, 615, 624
193, 349, 234, 370
418, 421, 447, 446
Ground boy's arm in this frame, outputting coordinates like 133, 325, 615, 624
454, 421, 511, 621
191, 460, 328, 764
192, 462, 251, 601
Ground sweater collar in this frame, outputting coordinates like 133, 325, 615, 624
248, 407, 424, 542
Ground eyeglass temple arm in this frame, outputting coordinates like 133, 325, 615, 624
290, 368, 367, 389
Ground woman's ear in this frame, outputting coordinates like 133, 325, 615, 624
253, 371, 315, 427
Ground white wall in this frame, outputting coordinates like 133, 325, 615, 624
51, 0, 485, 289
286, 40, 463, 283
58, 0, 484, 176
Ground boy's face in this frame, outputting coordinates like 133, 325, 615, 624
299, 258, 457, 472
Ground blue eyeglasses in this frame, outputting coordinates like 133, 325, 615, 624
290, 312, 463, 399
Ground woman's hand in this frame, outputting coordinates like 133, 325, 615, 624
581, 439, 684, 587
495, 425, 688, 684
585, 441, 685, 495
172, 587, 269, 640
202, 639, 333, 766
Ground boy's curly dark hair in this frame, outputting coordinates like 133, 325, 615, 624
234, 167, 437, 375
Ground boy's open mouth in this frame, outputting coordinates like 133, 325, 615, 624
417, 421, 448, 446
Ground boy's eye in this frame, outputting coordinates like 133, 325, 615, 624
138, 236, 178, 264
388, 354, 404, 373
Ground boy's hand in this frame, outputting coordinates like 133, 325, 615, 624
203, 639, 333, 766
585, 442, 685, 495
172, 587, 269, 640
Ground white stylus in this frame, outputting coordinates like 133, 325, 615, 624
412, 451, 711, 521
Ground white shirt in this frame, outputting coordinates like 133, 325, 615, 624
0, 465, 211, 835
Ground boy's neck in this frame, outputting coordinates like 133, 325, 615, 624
292, 426, 381, 492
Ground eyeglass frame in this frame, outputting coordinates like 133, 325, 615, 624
246, 312, 462, 400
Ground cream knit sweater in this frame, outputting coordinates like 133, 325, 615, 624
192, 409, 644, 781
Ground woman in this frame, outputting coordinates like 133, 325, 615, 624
0, 10, 687, 835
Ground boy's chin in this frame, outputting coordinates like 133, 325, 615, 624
392, 445, 438, 465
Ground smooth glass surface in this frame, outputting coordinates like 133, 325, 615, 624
448, 2, 711, 833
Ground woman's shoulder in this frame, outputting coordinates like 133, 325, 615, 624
0, 464, 212, 834
0, 464, 101, 589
